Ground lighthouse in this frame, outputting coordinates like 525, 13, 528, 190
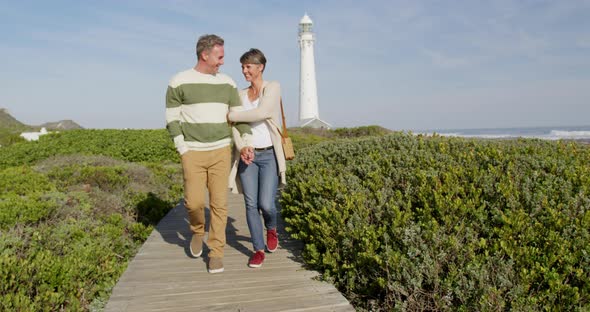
298, 14, 331, 129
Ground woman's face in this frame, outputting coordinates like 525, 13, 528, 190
241, 63, 264, 82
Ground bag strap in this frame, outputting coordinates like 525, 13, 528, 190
261, 84, 288, 139
268, 119, 286, 139
280, 98, 289, 138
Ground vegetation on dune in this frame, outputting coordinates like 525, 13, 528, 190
289, 125, 391, 150
281, 132, 590, 311
0, 109, 28, 130
0, 128, 26, 147
1, 130, 182, 311
0, 125, 388, 310
0, 109, 83, 147
3, 125, 589, 311
0, 109, 30, 147
0, 129, 177, 169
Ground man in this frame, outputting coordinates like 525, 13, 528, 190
166, 34, 253, 273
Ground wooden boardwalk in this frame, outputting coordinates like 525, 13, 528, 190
105, 193, 355, 312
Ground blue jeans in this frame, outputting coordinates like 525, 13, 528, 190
238, 148, 279, 251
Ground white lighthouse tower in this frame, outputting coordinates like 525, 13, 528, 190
298, 13, 331, 129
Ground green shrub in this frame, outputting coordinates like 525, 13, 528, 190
289, 131, 331, 151
0, 217, 150, 311
0, 166, 56, 195
289, 125, 391, 151
133, 192, 176, 226
0, 129, 177, 169
0, 150, 183, 311
280, 133, 590, 311
332, 125, 392, 138
0, 193, 61, 229
0, 129, 25, 147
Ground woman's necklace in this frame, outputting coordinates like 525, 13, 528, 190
249, 86, 260, 101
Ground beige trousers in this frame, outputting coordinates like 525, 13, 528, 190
181, 146, 231, 258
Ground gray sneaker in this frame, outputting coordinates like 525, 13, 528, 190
208, 257, 224, 273
190, 234, 203, 258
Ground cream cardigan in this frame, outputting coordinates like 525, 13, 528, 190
228, 80, 287, 194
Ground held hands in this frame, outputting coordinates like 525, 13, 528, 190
240, 146, 255, 165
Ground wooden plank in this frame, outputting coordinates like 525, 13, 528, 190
113, 290, 353, 312
104, 193, 354, 311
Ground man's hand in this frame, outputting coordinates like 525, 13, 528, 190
240, 146, 254, 165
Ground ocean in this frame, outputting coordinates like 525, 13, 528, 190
418, 125, 590, 141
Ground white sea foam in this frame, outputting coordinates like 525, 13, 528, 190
421, 132, 519, 139
440, 133, 515, 139
547, 130, 590, 139
419, 129, 590, 140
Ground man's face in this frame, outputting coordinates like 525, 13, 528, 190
203, 45, 225, 74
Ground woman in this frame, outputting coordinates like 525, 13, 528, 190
228, 48, 287, 268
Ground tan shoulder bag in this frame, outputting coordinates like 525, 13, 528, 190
279, 98, 295, 160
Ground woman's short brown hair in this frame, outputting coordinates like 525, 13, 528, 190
240, 48, 267, 72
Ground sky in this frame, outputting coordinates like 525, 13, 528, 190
1, 0, 589, 131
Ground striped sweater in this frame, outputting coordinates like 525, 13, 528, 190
165, 69, 252, 154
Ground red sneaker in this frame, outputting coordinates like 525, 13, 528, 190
248, 251, 265, 268
267, 228, 278, 252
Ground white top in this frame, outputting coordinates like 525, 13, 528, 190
241, 95, 273, 148
300, 14, 313, 24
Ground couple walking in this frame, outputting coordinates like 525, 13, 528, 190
165, 34, 287, 273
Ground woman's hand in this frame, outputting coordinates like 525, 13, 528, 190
240, 147, 255, 165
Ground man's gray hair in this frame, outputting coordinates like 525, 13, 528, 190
196, 34, 224, 59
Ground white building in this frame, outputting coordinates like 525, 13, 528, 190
298, 13, 331, 129
20, 127, 49, 141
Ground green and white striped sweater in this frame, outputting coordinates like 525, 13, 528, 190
165, 69, 252, 154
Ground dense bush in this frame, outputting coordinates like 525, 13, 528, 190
332, 125, 391, 138
0, 129, 177, 169
289, 125, 391, 151
0, 130, 183, 311
280, 133, 590, 311
0, 128, 25, 147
